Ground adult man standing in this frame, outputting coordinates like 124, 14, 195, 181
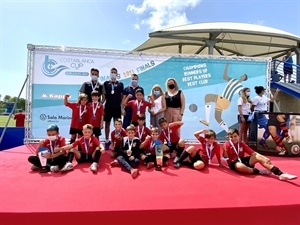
282, 50, 293, 83
103, 68, 124, 150
122, 74, 144, 128
14, 110, 25, 127
80, 68, 105, 103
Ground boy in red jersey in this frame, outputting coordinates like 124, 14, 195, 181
88, 91, 104, 139
28, 124, 67, 173
59, 124, 105, 173
123, 88, 154, 126
135, 114, 151, 142
140, 127, 170, 170
174, 129, 222, 169
223, 128, 297, 181
109, 118, 127, 158
158, 117, 185, 163
64, 93, 89, 144
110, 125, 140, 178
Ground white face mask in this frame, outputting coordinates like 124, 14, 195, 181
47, 135, 57, 141
91, 75, 98, 81
245, 92, 251, 96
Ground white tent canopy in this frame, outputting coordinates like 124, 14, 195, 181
134, 22, 300, 59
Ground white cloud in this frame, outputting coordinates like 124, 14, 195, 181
134, 24, 140, 30
123, 39, 131, 44
127, 0, 202, 31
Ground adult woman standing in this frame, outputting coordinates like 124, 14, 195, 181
237, 87, 252, 143
149, 84, 166, 131
164, 78, 185, 123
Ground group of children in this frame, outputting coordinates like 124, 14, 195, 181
28, 116, 297, 181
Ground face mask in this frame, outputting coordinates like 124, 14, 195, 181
245, 92, 250, 96
110, 73, 117, 79
131, 80, 138, 86
168, 84, 175, 89
153, 90, 160, 96
47, 135, 57, 141
91, 75, 98, 81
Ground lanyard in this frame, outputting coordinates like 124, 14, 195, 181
84, 138, 91, 155
138, 126, 144, 140
79, 105, 86, 120
91, 81, 98, 91
149, 140, 155, 153
92, 102, 99, 117
163, 127, 171, 143
229, 140, 241, 162
205, 143, 214, 162
136, 100, 142, 113
127, 138, 134, 151
49, 140, 57, 154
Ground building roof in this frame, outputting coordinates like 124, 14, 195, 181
134, 22, 300, 58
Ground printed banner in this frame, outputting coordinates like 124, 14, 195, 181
31, 50, 268, 140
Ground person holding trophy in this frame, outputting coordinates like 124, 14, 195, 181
28, 124, 67, 173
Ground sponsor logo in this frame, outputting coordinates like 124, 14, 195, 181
42, 56, 69, 77
39, 114, 71, 123
291, 145, 300, 155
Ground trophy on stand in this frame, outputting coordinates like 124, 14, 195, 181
154, 140, 163, 171
38, 147, 49, 173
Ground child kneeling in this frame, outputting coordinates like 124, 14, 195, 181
59, 124, 105, 173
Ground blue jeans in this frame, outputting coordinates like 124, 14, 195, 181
123, 108, 132, 129
117, 156, 139, 172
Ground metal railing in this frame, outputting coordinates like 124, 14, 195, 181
271, 59, 300, 84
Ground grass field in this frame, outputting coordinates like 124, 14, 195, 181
0, 115, 16, 127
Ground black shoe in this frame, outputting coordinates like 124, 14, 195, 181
39, 166, 48, 173
155, 166, 162, 171
174, 162, 181, 168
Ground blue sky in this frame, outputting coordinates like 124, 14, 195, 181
1, 0, 299, 98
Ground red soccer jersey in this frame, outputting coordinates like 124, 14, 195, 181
223, 141, 255, 164
141, 137, 157, 154
41, 136, 66, 154
159, 124, 181, 144
66, 102, 89, 130
135, 125, 151, 142
196, 136, 221, 165
14, 113, 25, 127
87, 102, 104, 128
111, 128, 127, 147
126, 99, 152, 123
73, 136, 100, 155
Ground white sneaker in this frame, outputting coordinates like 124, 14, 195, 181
50, 165, 60, 172
278, 150, 286, 156
173, 156, 179, 164
279, 173, 297, 181
90, 162, 98, 172
31, 165, 39, 171
259, 169, 272, 175
60, 162, 73, 172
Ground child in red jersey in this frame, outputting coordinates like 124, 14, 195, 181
140, 127, 170, 170
174, 129, 222, 169
135, 114, 151, 142
123, 88, 154, 126
28, 124, 67, 173
64, 93, 89, 144
87, 91, 104, 139
59, 124, 105, 173
158, 117, 185, 163
110, 125, 140, 178
109, 118, 127, 158
223, 128, 297, 181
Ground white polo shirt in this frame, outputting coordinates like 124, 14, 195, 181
252, 95, 270, 111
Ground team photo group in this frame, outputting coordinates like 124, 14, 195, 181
28, 67, 297, 181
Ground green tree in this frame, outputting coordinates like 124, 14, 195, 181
3, 95, 11, 102
8, 97, 26, 110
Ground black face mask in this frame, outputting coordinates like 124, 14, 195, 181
168, 84, 175, 89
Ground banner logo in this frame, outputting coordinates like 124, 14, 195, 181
42, 56, 69, 77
